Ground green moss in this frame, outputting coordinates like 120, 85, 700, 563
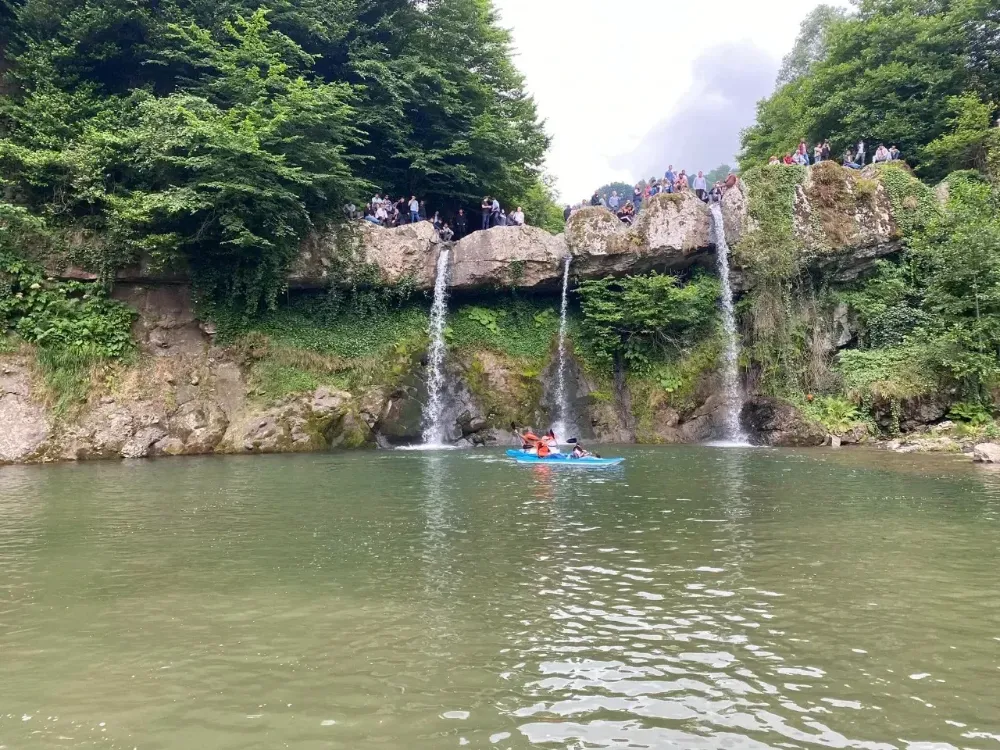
733, 164, 807, 394
873, 163, 938, 238
449, 297, 561, 362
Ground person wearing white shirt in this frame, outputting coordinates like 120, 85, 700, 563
692, 171, 708, 201
408, 196, 419, 223
511, 207, 525, 226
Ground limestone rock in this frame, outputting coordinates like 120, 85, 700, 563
0, 363, 50, 462
157, 401, 229, 455
741, 396, 826, 447
451, 225, 568, 290
121, 426, 167, 459
973, 443, 1000, 463
567, 194, 713, 279
292, 221, 441, 289
220, 387, 353, 454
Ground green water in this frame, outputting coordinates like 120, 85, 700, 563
1, 447, 998, 749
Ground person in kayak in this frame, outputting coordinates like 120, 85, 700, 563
536, 440, 551, 458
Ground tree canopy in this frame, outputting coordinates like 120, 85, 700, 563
0, 0, 555, 310
741, 0, 1000, 181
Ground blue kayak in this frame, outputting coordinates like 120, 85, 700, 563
505, 449, 624, 468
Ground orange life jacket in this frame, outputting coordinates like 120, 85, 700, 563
536, 441, 550, 458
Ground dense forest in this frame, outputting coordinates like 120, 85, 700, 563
0, 0, 560, 312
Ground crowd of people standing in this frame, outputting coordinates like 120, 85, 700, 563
769, 139, 903, 170
348, 192, 526, 243
572, 165, 740, 225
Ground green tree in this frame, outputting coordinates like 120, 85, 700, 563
775, 4, 847, 86
704, 164, 734, 185
741, 0, 1000, 181
0, 0, 551, 310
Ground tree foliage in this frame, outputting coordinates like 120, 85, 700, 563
0, 0, 551, 310
741, 0, 1000, 181
576, 272, 720, 372
776, 4, 847, 87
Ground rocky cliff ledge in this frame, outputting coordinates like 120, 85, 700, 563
55, 166, 902, 293
288, 165, 900, 292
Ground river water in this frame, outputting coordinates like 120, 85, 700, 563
1, 448, 998, 749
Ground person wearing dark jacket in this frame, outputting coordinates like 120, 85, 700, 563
454, 209, 468, 239
563, 205, 572, 221
481, 197, 491, 230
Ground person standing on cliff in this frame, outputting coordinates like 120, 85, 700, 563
633, 186, 642, 210
692, 171, 708, 201
454, 209, 468, 239
491, 197, 501, 226
563, 205, 572, 221
408, 195, 420, 223
481, 197, 491, 230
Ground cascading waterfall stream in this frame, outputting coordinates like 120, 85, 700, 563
709, 203, 749, 444
421, 248, 451, 446
551, 255, 573, 440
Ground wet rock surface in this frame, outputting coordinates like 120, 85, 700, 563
741, 396, 826, 447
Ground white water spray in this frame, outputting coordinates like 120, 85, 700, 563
421, 248, 451, 446
709, 203, 748, 444
551, 255, 573, 441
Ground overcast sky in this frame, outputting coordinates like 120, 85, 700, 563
493, 0, 841, 202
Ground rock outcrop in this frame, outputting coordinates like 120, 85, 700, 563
450, 225, 569, 290
973, 443, 1000, 464
741, 396, 826, 447
52, 164, 906, 296
0, 358, 50, 462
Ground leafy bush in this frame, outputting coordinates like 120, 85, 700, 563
801, 395, 864, 435
576, 272, 720, 372
449, 297, 562, 361
837, 344, 938, 403
947, 401, 994, 427
0, 252, 135, 358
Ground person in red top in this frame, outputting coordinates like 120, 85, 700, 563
536, 441, 551, 458
783, 153, 795, 165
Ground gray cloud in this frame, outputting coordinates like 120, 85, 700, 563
612, 41, 778, 179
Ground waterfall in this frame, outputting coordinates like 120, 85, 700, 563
421, 248, 451, 446
709, 203, 748, 444
552, 255, 573, 440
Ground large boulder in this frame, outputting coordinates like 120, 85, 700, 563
973, 443, 1000, 464
741, 396, 826, 447
451, 225, 569, 290
567, 194, 713, 278
218, 386, 354, 454
291, 221, 442, 289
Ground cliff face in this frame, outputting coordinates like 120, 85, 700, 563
3, 165, 916, 464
